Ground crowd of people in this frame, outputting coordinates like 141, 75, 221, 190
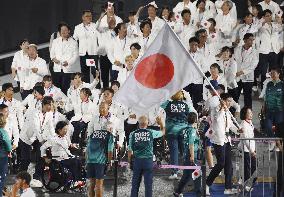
0, 0, 284, 196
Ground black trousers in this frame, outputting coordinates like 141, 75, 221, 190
124, 120, 138, 146
19, 139, 43, 180
227, 88, 238, 103
79, 54, 98, 83
254, 52, 278, 88
206, 142, 233, 189
184, 83, 203, 109
236, 81, 253, 108
244, 152, 256, 182
60, 158, 81, 181
99, 55, 112, 88
52, 72, 72, 95
275, 151, 283, 197
71, 121, 88, 145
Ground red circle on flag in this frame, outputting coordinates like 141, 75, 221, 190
134, 53, 174, 89
194, 171, 199, 176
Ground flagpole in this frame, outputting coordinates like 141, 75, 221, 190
164, 22, 241, 129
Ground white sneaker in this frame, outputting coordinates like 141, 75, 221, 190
224, 188, 238, 195
30, 179, 43, 187
168, 173, 178, 180
245, 186, 253, 192
269, 142, 276, 151
206, 185, 210, 196
252, 86, 258, 92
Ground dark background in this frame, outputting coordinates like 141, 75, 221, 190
0, 0, 248, 76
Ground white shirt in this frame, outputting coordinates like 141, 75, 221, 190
173, 1, 196, 22
11, 50, 29, 82
97, 29, 117, 56
148, 16, 165, 37
234, 46, 259, 82
73, 22, 100, 56
239, 120, 255, 152
4, 116, 20, 147
68, 99, 98, 123
215, 0, 237, 21
96, 15, 123, 33
22, 94, 42, 112
41, 134, 72, 161
20, 188, 36, 197
259, 0, 282, 19
50, 37, 80, 73
137, 34, 155, 55
188, 51, 206, 84
127, 20, 140, 39
21, 56, 49, 90
112, 36, 135, 64
44, 85, 67, 103
218, 58, 238, 89
174, 22, 197, 49
113, 66, 133, 86
0, 98, 24, 130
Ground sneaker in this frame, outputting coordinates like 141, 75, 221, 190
30, 179, 43, 187
224, 188, 238, 195
173, 192, 183, 197
269, 142, 276, 151
169, 173, 179, 180
252, 86, 258, 92
74, 181, 84, 188
206, 185, 210, 196
245, 186, 253, 192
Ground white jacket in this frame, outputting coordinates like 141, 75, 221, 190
209, 107, 238, 146
113, 66, 132, 86
21, 56, 49, 90
173, 1, 196, 22
96, 15, 123, 33
234, 46, 259, 82
20, 111, 55, 145
11, 50, 29, 83
4, 116, 20, 147
41, 135, 73, 161
73, 22, 100, 56
257, 22, 282, 54
174, 22, 197, 49
0, 98, 24, 130
67, 99, 98, 123
218, 58, 238, 89
239, 120, 255, 153
22, 95, 42, 112
44, 85, 67, 103
97, 29, 117, 57
112, 36, 135, 65
136, 34, 156, 56
50, 37, 80, 73
259, 1, 282, 19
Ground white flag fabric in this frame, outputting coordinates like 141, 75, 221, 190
113, 24, 203, 114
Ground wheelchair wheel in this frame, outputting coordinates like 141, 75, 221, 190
41, 160, 74, 192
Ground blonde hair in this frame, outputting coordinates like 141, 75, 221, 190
0, 91, 4, 99
171, 90, 184, 101
125, 55, 134, 62
0, 113, 7, 128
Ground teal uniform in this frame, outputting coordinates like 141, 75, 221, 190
86, 130, 114, 164
161, 100, 191, 136
129, 128, 163, 159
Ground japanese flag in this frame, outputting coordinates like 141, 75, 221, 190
86, 59, 96, 67
192, 169, 202, 180
113, 24, 203, 114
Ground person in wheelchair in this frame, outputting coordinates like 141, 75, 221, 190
65, 88, 97, 148
40, 121, 82, 187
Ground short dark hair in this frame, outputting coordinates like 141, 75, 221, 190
57, 22, 69, 32
0, 104, 8, 112
220, 93, 232, 101
252, 4, 263, 19
262, 9, 273, 16
243, 33, 254, 40
80, 88, 92, 97
33, 85, 45, 96
42, 96, 54, 106
16, 171, 32, 185
130, 42, 141, 50
114, 22, 125, 35
71, 72, 82, 80
219, 84, 225, 92
128, 11, 136, 16
55, 121, 68, 134
270, 67, 281, 74
189, 37, 199, 44
1, 83, 14, 92
111, 80, 120, 88
240, 106, 251, 120
19, 38, 29, 46
43, 75, 52, 82
243, 11, 253, 18
195, 29, 207, 39
221, 46, 234, 56
196, 0, 206, 8
181, 9, 191, 17
103, 87, 114, 95
82, 10, 92, 15
188, 112, 197, 124
140, 20, 152, 32
207, 18, 216, 26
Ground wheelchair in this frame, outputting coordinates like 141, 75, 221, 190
41, 149, 86, 193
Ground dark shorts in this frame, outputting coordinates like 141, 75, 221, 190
86, 163, 105, 179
